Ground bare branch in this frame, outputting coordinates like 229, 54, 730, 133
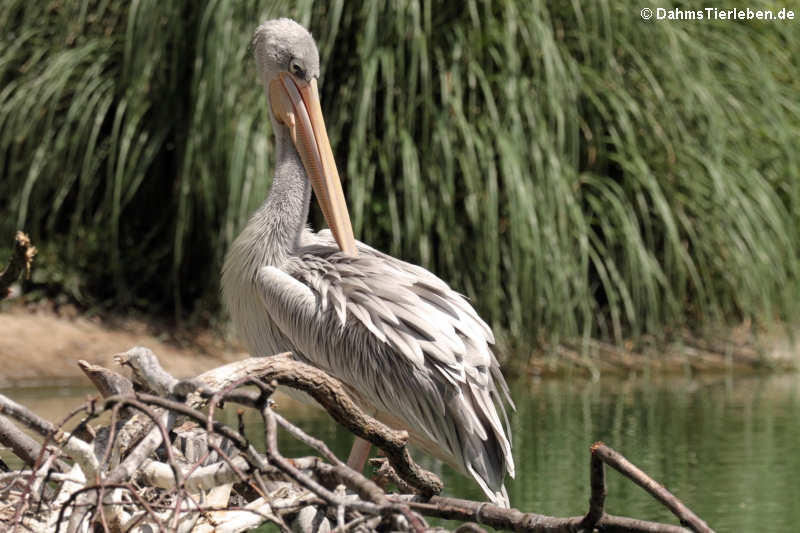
226, 354, 443, 496
581, 444, 606, 528
114, 347, 178, 396
0, 415, 68, 472
106, 408, 172, 485
393, 495, 692, 533
78, 360, 134, 398
139, 456, 251, 492
0, 393, 99, 479
592, 442, 714, 533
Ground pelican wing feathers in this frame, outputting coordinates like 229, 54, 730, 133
255, 231, 514, 506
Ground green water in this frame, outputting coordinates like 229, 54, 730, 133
3, 374, 799, 531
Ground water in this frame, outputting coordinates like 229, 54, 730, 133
3, 374, 799, 531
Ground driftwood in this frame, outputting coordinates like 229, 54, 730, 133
0, 345, 716, 533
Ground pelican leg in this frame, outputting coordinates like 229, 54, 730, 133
346, 437, 372, 471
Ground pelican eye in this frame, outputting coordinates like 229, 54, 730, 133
289, 59, 306, 79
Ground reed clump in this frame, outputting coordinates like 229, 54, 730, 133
2, 1, 798, 344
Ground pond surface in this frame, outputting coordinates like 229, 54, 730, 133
3, 373, 799, 531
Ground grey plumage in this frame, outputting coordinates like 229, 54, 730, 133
222, 18, 514, 507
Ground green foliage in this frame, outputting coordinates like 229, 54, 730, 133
2, 1, 798, 343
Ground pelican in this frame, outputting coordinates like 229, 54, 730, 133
222, 18, 514, 507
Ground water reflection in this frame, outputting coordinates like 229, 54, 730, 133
507, 375, 800, 532
3, 374, 799, 531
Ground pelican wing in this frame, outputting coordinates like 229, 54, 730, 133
256, 234, 514, 505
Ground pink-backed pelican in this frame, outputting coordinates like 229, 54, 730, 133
222, 18, 514, 507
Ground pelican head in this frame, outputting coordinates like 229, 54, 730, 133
253, 19, 356, 256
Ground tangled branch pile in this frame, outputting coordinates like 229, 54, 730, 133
0, 348, 712, 533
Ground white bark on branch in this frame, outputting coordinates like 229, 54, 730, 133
0, 393, 99, 479
139, 456, 251, 492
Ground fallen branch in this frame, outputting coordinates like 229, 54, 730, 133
0, 393, 99, 479
208, 353, 442, 496
166, 352, 442, 496
581, 442, 606, 528
591, 442, 714, 533
77, 360, 134, 399
395, 494, 691, 533
139, 456, 251, 492
0, 415, 68, 472
114, 347, 179, 396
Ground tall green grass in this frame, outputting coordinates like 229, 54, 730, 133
2, 1, 798, 345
